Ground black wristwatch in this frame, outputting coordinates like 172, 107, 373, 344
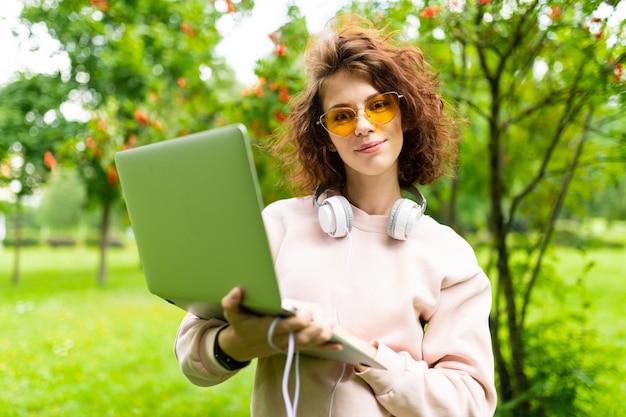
214, 326, 250, 371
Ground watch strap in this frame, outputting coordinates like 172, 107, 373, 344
213, 326, 250, 371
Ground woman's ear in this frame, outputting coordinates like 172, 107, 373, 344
328, 143, 337, 152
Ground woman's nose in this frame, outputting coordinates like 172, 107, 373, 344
353, 109, 375, 136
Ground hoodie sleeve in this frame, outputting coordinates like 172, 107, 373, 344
358, 266, 497, 416
174, 313, 244, 386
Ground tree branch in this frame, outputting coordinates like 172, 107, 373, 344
502, 89, 570, 128
506, 64, 587, 229
520, 108, 594, 327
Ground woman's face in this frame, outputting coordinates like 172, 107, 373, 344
319, 71, 403, 185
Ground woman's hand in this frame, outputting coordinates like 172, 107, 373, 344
217, 287, 342, 362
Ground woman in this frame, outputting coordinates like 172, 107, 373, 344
175, 16, 497, 417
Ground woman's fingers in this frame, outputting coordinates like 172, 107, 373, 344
222, 287, 244, 312
221, 291, 339, 354
269, 310, 336, 351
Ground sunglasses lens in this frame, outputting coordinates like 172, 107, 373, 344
321, 108, 357, 136
319, 92, 401, 136
365, 93, 400, 124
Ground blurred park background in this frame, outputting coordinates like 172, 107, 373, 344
1, 0, 625, 416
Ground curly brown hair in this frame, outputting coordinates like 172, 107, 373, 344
272, 15, 459, 196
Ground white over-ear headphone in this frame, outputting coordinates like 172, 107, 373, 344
313, 184, 427, 240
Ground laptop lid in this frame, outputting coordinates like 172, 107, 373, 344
115, 124, 287, 319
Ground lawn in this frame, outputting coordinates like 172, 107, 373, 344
0, 246, 254, 417
0, 240, 624, 416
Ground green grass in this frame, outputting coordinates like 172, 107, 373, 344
0, 247, 253, 417
554, 247, 626, 346
547, 245, 626, 415
1, 241, 624, 416
530, 246, 626, 415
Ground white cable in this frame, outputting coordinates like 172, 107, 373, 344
327, 227, 353, 416
269, 226, 353, 417
293, 351, 301, 414
333, 227, 353, 324
267, 317, 283, 353
268, 317, 300, 417
327, 362, 346, 417
282, 332, 296, 417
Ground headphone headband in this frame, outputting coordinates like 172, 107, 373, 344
399, 184, 427, 214
313, 183, 427, 240
313, 183, 427, 213
312, 183, 330, 210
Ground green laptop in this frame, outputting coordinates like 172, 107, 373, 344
115, 124, 286, 318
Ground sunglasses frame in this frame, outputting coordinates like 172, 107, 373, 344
316, 91, 404, 137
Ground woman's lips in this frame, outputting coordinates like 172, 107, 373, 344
357, 140, 385, 153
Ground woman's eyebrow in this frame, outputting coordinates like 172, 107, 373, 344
326, 92, 382, 111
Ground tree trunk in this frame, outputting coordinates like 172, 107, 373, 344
97, 199, 111, 286
487, 111, 530, 412
448, 161, 460, 232
490, 311, 513, 401
11, 197, 22, 285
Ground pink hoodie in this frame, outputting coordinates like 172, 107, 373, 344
175, 196, 497, 416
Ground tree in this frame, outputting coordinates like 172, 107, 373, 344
0, 74, 78, 284
18, 0, 255, 284
36, 168, 86, 238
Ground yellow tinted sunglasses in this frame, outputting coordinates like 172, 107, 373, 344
317, 92, 403, 137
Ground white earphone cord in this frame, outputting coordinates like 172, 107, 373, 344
268, 317, 300, 417
269, 226, 353, 417
327, 226, 353, 416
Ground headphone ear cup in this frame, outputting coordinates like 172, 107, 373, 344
387, 198, 422, 240
318, 196, 353, 238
